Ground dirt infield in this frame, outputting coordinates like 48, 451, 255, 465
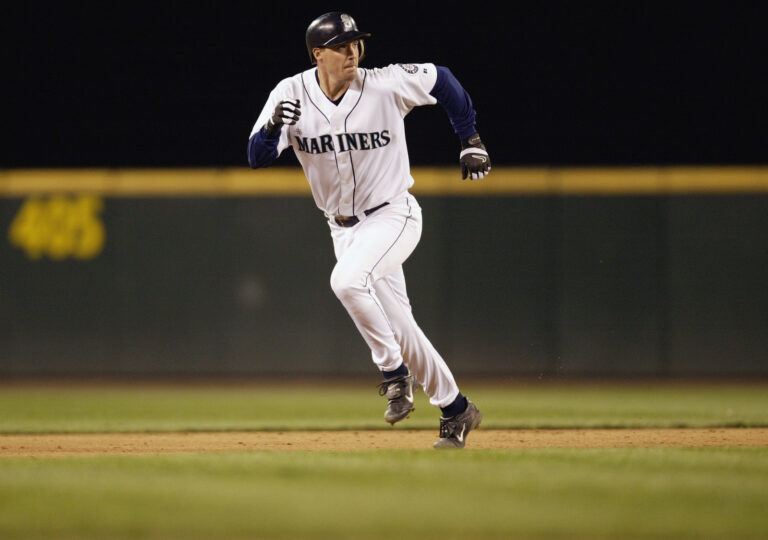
2, 428, 767, 457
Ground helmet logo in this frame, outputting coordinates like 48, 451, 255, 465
340, 14, 354, 31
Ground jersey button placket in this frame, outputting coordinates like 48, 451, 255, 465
334, 119, 354, 215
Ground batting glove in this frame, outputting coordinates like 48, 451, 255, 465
460, 133, 491, 180
265, 99, 301, 135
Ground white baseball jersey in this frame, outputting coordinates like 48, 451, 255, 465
251, 63, 438, 217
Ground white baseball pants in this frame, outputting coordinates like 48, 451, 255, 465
328, 192, 460, 408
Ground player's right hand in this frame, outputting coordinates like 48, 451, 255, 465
265, 99, 301, 134
460, 133, 491, 180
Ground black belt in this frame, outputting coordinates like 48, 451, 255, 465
334, 202, 390, 227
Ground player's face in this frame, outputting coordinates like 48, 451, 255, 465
315, 40, 360, 82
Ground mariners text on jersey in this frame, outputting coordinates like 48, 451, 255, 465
295, 130, 391, 154
248, 62, 477, 216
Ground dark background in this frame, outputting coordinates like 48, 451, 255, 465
3, 3, 766, 168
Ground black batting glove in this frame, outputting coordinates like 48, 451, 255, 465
460, 133, 491, 180
265, 99, 301, 135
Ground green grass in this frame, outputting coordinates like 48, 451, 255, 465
1, 448, 767, 539
1, 380, 767, 433
1, 380, 767, 539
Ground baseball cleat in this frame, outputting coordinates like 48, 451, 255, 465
433, 399, 482, 449
378, 374, 415, 424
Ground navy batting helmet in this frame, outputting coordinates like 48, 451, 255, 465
305, 12, 371, 65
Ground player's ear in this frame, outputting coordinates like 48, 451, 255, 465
358, 40, 365, 63
313, 47, 323, 65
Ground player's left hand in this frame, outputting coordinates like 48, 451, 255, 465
460, 133, 491, 180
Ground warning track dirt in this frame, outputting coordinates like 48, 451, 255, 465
2, 428, 767, 457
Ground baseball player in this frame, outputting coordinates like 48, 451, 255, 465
248, 12, 490, 448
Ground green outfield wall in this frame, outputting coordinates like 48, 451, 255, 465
1, 168, 767, 376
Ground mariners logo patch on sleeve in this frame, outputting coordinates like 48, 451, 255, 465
397, 63, 419, 74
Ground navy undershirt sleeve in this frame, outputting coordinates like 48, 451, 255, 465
429, 66, 478, 140
247, 126, 280, 168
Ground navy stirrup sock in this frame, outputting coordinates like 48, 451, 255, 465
441, 393, 468, 418
382, 363, 409, 380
